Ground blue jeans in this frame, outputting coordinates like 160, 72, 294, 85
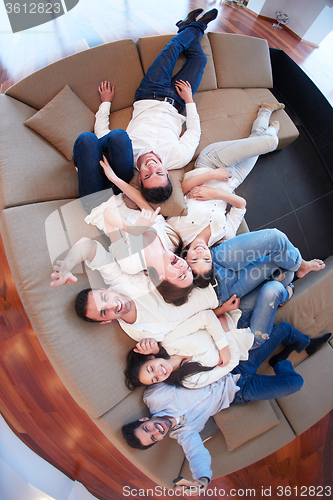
73, 130, 134, 212
232, 322, 309, 403
135, 23, 207, 108
238, 271, 294, 348
211, 229, 302, 305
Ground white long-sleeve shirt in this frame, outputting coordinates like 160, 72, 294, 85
94, 100, 201, 169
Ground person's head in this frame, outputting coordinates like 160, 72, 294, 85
122, 416, 173, 449
147, 251, 194, 306
75, 287, 132, 323
124, 346, 171, 390
183, 239, 215, 288
125, 347, 214, 389
137, 152, 173, 203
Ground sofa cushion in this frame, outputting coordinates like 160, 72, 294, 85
137, 34, 217, 92
213, 400, 280, 451
194, 88, 299, 153
24, 85, 95, 160
208, 32, 273, 89
5, 39, 144, 113
275, 256, 333, 337
0, 199, 136, 418
276, 343, 333, 435
0, 94, 79, 212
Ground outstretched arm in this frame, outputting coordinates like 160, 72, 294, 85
182, 168, 232, 195
103, 206, 160, 237
187, 186, 246, 209
100, 156, 153, 211
94, 81, 114, 139
50, 237, 97, 287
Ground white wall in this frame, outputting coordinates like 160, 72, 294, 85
0, 415, 99, 500
247, 0, 333, 44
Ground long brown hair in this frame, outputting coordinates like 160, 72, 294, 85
124, 344, 214, 390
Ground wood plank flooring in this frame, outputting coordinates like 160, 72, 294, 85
0, 1, 332, 499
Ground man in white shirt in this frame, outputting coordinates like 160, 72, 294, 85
50, 236, 219, 342
74, 8, 218, 209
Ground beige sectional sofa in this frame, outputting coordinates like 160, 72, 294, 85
1, 32, 332, 489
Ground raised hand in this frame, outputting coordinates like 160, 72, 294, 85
98, 80, 115, 102
134, 207, 161, 228
134, 338, 159, 355
50, 260, 78, 287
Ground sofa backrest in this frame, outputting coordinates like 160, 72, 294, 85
0, 198, 136, 418
137, 33, 217, 92
5, 39, 144, 112
208, 32, 273, 89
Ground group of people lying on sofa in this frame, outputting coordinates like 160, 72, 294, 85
50, 9, 329, 494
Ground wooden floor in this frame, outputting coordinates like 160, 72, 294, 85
0, 1, 332, 499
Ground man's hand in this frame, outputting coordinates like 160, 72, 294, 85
173, 477, 209, 497
50, 260, 78, 287
98, 80, 115, 102
100, 155, 118, 183
175, 80, 193, 104
218, 345, 231, 366
134, 207, 160, 228
134, 338, 159, 355
186, 186, 218, 201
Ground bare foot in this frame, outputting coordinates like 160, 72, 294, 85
279, 284, 294, 307
296, 259, 325, 278
261, 102, 285, 112
270, 120, 280, 131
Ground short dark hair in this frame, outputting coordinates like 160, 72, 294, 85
147, 266, 194, 306
122, 420, 156, 450
140, 178, 173, 203
75, 288, 100, 322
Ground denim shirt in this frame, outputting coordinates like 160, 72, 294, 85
143, 374, 239, 480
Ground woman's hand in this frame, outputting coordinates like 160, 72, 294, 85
175, 80, 193, 103
98, 80, 115, 102
100, 155, 118, 183
50, 260, 78, 287
218, 345, 231, 366
134, 338, 159, 355
223, 294, 240, 312
186, 186, 217, 201
213, 167, 232, 182
134, 207, 161, 228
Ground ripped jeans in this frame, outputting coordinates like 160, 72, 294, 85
239, 271, 294, 349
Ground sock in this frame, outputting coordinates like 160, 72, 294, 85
305, 333, 332, 356
269, 342, 300, 367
